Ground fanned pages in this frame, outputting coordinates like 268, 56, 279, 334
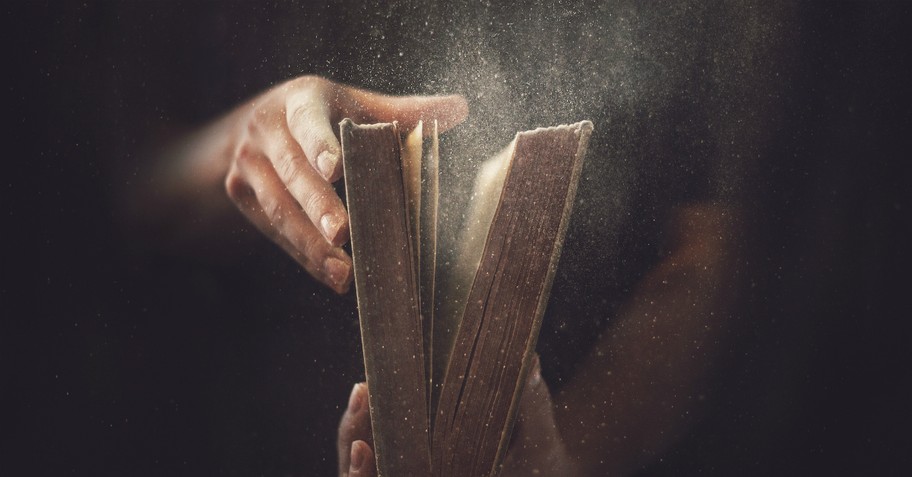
341, 119, 593, 477
431, 140, 512, 413
420, 120, 440, 416
432, 122, 592, 476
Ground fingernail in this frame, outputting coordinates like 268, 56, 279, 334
324, 256, 351, 288
320, 212, 343, 243
348, 383, 363, 414
317, 150, 339, 180
350, 441, 365, 470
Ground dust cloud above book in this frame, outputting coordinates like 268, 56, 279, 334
341, 119, 593, 477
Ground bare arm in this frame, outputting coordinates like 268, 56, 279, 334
555, 203, 740, 475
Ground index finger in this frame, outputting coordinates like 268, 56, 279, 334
286, 81, 344, 182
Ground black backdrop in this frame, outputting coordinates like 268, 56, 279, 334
6, 2, 911, 476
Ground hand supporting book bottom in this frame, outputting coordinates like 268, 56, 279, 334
336, 357, 581, 477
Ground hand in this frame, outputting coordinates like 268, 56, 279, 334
499, 357, 581, 477
335, 357, 580, 477
337, 382, 375, 477
219, 76, 468, 293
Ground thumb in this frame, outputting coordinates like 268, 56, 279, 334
344, 88, 469, 133
505, 356, 561, 458
501, 356, 578, 476
338, 383, 372, 476
515, 355, 559, 443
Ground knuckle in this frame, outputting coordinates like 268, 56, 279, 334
262, 198, 284, 226
248, 106, 280, 133
234, 144, 258, 171
287, 102, 321, 128
276, 153, 306, 183
302, 236, 329, 267
223, 171, 247, 201
298, 226, 319, 251
302, 189, 330, 216
337, 421, 353, 445
244, 117, 262, 137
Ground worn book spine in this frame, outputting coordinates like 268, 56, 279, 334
340, 119, 431, 477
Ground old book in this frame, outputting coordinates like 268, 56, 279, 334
341, 119, 593, 477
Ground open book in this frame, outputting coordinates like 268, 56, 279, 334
340, 119, 593, 477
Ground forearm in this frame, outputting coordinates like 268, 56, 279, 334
126, 102, 250, 251
555, 204, 740, 475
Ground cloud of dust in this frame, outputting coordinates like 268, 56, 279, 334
272, 0, 793, 337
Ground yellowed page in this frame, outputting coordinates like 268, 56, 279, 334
431, 140, 514, 416
401, 121, 423, 272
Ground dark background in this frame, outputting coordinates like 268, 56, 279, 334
5, 1, 911, 476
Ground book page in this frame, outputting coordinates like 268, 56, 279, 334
401, 120, 423, 276
431, 140, 514, 415
420, 120, 439, 416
